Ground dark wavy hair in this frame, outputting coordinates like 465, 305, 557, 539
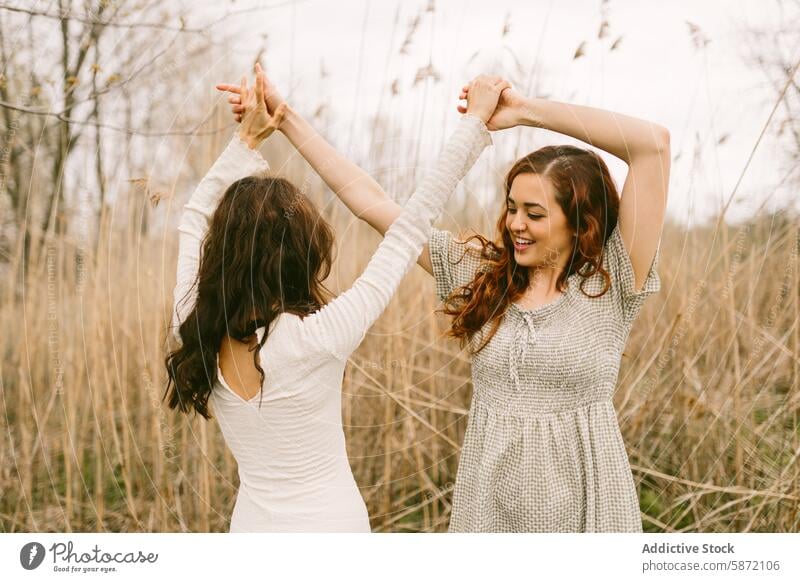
163, 175, 335, 419
440, 145, 620, 354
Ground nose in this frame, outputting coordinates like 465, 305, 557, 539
510, 212, 526, 232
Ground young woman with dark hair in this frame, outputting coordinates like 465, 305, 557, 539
220, 72, 671, 532
165, 66, 508, 531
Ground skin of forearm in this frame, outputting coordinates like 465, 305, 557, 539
517, 96, 669, 164
238, 129, 262, 151
280, 105, 401, 235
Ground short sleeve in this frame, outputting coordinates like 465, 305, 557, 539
428, 227, 490, 303
602, 221, 662, 326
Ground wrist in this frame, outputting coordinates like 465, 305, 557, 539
517, 96, 544, 128
238, 128, 262, 150
465, 108, 490, 124
462, 112, 489, 130
279, 104, 302, 139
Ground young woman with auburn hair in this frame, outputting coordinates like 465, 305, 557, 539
220, 71, 670, 533
166, 65, 507, 532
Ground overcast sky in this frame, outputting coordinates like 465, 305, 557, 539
185, 0, 798, 228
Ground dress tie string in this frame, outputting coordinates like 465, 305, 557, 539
508, 312, 537, 391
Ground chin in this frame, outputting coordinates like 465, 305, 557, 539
513, 251, 536, 268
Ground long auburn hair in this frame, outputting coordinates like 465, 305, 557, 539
440, 144, 620, 354
164, 175, 335, 419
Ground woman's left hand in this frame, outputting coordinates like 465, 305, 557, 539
238, 66, 286, 149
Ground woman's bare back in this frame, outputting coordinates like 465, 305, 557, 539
218, 333, 262, 401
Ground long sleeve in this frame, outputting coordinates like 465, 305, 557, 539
171, 134, 270, 345
299, 114, 492, 360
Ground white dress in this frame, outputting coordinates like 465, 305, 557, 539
171, 116, 492, 532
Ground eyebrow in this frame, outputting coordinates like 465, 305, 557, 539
506, 196, 547, 212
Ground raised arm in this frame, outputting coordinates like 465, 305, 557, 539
171, 139, 268, 344
460, 80, 671, 292
294, 76, 506, 360
217, 66, 432, 271
172, 72, 283, 345
303, 113, 493, 360
279, 106, 402, 237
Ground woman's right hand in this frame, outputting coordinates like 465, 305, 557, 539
461, 74, 511, 126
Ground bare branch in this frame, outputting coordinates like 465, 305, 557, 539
0, 3, 206, 33
0, 99, 235, 136
0, 0, 309, 33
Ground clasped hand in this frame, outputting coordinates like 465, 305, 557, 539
218, 67, 522, 133
234, 63, 286, 149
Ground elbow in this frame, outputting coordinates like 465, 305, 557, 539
627, 125, 670, 164
655, 125, 670, 155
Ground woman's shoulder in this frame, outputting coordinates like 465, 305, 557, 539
428, 227, 500, 302
258, 312, 339, 361
431, 227, 501, 261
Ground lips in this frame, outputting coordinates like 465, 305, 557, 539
512, 236, 535, 252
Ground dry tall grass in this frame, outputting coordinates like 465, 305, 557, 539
1, 106, 798, 534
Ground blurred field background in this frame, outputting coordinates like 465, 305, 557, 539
1, 0, 799, 532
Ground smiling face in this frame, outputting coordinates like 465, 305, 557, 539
505, 172, 575, 271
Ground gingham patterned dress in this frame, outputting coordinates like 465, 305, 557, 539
428, 222, 661, 532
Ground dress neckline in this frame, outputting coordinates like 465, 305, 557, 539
216, 363, 261, 404
215, 324, 269, 404
509, 272, 578, 320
